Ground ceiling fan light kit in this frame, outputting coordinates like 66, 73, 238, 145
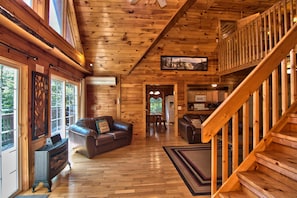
157, 0, 167, 8
129, 0, 140, 5
129, 0, 167, 8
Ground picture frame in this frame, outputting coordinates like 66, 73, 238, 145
32, 71, 49, 140
160, 56, 208, 71
195, 95, 207, 102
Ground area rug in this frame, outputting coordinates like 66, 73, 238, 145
15, 195, 48, 198
163, 143, 224, 196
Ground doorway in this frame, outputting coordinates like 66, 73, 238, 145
145, 84, 175, 137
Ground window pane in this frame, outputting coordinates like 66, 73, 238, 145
66, 17, 75, 47
51, 79, 63, 136
150, 97, 162, 114
0, 65, 18, 151
65, 83, 78, 137
49, 0, 64, 35
23, 0, 32, 7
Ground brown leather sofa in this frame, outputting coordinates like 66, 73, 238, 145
69, 116, 133, 158
178, 114, 209, 144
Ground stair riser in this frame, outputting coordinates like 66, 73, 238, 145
282, 123, 297, 132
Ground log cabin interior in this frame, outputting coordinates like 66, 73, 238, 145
0, 0, 297, 197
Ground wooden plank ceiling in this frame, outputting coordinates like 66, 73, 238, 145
74, 0, 280, 76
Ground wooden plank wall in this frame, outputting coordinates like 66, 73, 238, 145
115, 9, 245, 138
86, 85, 118, 118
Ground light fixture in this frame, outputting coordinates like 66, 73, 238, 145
129, 0, 167, 8
211, 84, 218, 88
157, 0, 167, 8
149, 90, 161, 95
154, 90, 160, 95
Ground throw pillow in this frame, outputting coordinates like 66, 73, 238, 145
191, 119, 201, 129
95, 119, 110, 134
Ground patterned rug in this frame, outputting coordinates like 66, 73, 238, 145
15, 195, 49, 198
163, 143, 224, 196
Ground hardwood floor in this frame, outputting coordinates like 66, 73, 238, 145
21, 124, 209, 198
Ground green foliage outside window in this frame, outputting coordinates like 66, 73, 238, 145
0, 65, 15, 114
150, 97, 162, 114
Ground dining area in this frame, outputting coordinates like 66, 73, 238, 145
146, 113, 167, 134
145, 85, 174, 136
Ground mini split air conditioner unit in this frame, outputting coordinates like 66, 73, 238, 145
85, 76, 117, 85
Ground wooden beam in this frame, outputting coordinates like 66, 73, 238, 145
0, 0, 90, 74
128, 0, 197, 75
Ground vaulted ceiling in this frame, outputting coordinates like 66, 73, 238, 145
74, 0, 280, 76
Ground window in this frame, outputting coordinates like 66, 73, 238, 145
23, 0, 32, 7
49, 0, 64, 35
0, 65, 18, 151
51, 78, 78, 138
65, 17, 75, 47
150, 97, 162, 115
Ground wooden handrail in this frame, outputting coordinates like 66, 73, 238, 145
201, 23, 297, 143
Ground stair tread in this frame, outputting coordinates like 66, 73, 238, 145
219, 190, 255, 198
238, 171, 297, 198
256, 150, 297, 174
272, 131, 297, 140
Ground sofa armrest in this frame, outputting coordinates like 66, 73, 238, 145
113, 120, 132, 132
69, 125, 97, 139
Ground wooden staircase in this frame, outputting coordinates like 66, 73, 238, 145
201, 0, 297, 196
219, 113, 297, 197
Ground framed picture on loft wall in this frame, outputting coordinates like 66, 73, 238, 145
32, 71, 49, 140
160, 56, 208, 71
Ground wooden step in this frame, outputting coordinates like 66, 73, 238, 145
271, 131, 297, 149
287, 113, 297, 124
255, 150, 297, 180
219, 186, 258, 198
257, 164, 297, 190
237, 170, 297, 198
219, 190, 255, 198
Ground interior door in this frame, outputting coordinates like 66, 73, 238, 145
0, 64, 19, 198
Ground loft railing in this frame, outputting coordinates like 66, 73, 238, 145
201, 0, 297, 196
218, 0, 297, 75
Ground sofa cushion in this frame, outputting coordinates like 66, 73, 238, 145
95, 134, 114, 146
76, 118, 97, 131
95, 119, 110, 134
191, 119, 201, 128
183, 114, 201, 123
108, 131, 127, 140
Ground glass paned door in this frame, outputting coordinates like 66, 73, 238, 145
0, 64, 19, 198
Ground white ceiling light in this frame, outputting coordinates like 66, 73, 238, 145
154, 90, 161, 95
129, 0, 139, 5
157, 0, 167, 8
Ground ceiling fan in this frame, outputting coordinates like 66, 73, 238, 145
129, 0, 167, 8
